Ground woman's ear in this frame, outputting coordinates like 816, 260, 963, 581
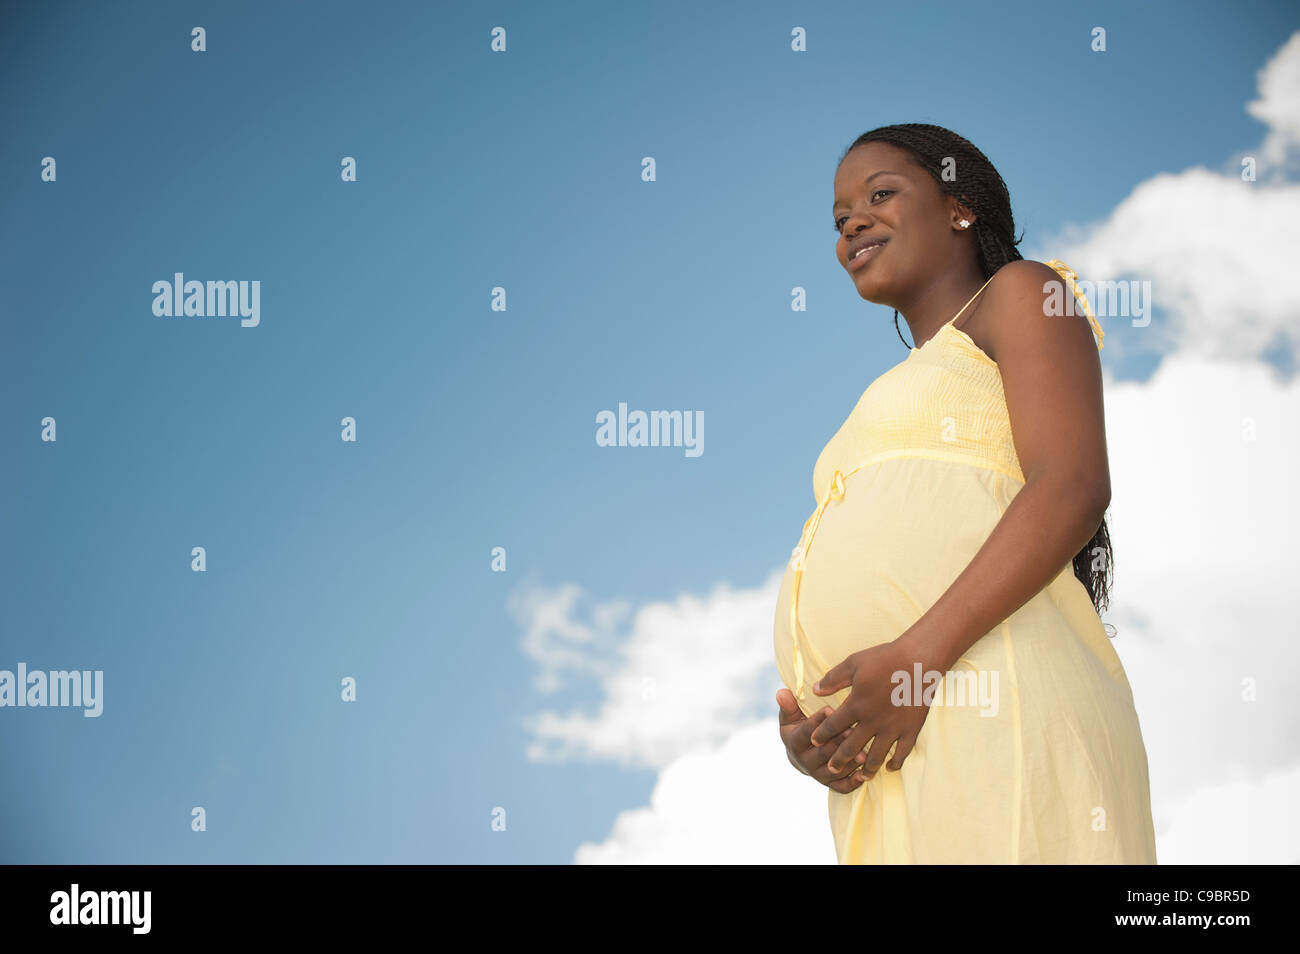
950, 195, 976, 230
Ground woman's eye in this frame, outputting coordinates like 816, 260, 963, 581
834, 191, 894, 232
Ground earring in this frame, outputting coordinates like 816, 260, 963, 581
959, 219, 971, 229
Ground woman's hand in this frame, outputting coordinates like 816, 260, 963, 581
807, 641, 933, 781
776, 689, 867, 793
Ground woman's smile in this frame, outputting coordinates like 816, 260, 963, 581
846, 238, 888, 272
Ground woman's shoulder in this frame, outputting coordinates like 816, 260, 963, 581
970, 259, 1096, 360
988, 259, 1066, 295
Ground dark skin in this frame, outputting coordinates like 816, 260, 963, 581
777, 692, 869, 792
779, 141, 1111, 786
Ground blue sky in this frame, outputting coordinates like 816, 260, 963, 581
2, 0, 1297, 863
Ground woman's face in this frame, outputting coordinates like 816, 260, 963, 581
832, 142, 956, 305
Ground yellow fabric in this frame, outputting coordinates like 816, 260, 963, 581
1043, 258, 1105, 350
773, 261, 1156, 863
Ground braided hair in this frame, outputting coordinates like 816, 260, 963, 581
836, 123, 1114, 617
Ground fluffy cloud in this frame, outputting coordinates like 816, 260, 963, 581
1156, 764, 1300, 864
508, 581, 631, 694
573, 721, 836, 865
1030, 169, 1300, 362
1247, 31, 1300, 169
510, 573, 782, 769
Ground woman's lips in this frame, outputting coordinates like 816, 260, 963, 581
847, 240, 887, 272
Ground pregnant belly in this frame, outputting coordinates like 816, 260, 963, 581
773, 458, 1012, 712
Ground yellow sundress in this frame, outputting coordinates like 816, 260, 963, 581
773, 260, 1157, 864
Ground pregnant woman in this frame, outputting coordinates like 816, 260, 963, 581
773, 123, 1157, 864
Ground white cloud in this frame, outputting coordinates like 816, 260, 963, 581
1156, 763, 1300, 864
511, 573, 783, 769
1029, 172, 1299, 363
1247, 31, 1300, 168
508, 581, 630, 693
573, 720, 836, 865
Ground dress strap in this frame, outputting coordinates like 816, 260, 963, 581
945, 272, 998, 331
1044, 259, 1104, 351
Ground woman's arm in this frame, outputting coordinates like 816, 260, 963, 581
900, 259, 1111, 669
895, 454, 1106, 674
810, 260, 1111, 777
